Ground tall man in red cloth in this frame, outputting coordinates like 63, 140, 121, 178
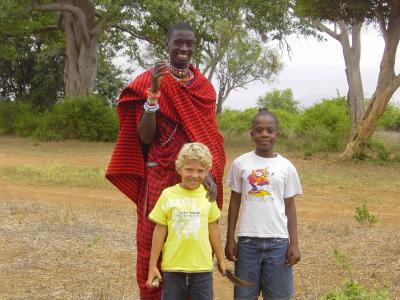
106, 22, 226, 300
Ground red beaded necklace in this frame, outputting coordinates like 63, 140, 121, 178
168, 64, 190, 78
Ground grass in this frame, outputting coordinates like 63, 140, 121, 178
0, 165, 110, 188
1, 136, 400, 299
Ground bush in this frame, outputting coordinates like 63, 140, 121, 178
34, 96, 118, 141
217, 108, 258, 132
378, 103, 400, 131
355, 203, 378, 225
320, 280, 389, 300
295, 97, 350, 155
0, 101, 37, 135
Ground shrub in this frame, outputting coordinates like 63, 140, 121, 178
34, 96, 118, 141
378, 103, 400, 131
0, 101, 37, 135
355, 203, 378, 225
295, 97, 350, 155
217, 108, 258, 132
320, 280, 389, 300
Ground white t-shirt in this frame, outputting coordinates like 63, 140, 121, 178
227, 151, 302, 238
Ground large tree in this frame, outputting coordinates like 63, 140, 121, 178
295, 0, 400, 159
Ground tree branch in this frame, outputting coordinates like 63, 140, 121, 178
312, 20, 341, 42
376, 4, 388, 41
111, 24, 154, 44
90, 14, 107, 37
30, 2, 90, 43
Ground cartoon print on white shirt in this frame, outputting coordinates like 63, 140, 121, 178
246, 168, 274, 198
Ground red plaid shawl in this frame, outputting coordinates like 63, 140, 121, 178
106, 65, 226, 208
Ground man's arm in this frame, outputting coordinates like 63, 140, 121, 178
225, 190, 241, 261
285, 197, 300, 266
138, 60, 168, 144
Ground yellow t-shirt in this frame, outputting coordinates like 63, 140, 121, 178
149, 184, 221, 272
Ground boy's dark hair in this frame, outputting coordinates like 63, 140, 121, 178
252, 108, 279, 129
167, 22, 194, 40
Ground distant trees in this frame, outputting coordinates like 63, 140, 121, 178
257, 89, 299, 114
295, 0, 400, 159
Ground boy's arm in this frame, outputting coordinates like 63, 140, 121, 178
285, 196, 300, 266
225, 190, 241, 261
146, 224, 167, 288
209, 221, 227, 276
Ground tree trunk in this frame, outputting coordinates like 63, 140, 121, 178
340, 3, 400, 159
340, 22, 364, 135
340, 78, 400, 159
216, 87, 225, 114
63, 1, 98, 97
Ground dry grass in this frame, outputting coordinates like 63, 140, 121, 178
1, 136, 400, 299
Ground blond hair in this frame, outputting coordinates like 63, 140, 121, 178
175, 142, 212, 171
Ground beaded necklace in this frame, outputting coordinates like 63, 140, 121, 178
159, 124, 178, 148
168, 64, 190, 79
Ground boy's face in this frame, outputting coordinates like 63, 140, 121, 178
251, 114, 279, 156
177, 159, 207, 190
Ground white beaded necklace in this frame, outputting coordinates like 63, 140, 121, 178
159, 124, 178, 147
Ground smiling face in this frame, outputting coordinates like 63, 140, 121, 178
251, 114, 279, 158
167, 29, 195, 68
177, 159, 207, 190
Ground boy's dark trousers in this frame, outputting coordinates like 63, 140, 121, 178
161, 271, 213, 300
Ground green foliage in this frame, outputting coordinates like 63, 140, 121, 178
378, 103, 400, 131
355, 203, 378, 225
295, 0, 375, 24
257, 88, 300, 114
0, 97, 118, 142
353, 140, 390, 162
320, 280, 389, 300
0, 101, 38, 135
295, 97, 350, 155
34, 96, 118, 141
217, 108, 258, 132
332, 248, 351, 274
321, 248, 388, 299
95, 54, 125, 106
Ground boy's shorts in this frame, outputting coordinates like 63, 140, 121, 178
161, 271, 213, 300
234, 237, 293, 300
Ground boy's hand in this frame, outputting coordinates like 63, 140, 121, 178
286, 243, 300, 266
146, 266, 162, 289
218, 258, 228, 277
203, 173, 217, 202
225, 238, 237, 261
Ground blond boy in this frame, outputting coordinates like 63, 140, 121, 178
146, 142, 227, 300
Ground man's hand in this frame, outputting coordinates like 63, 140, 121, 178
286, 243, 300, 267
203, 172, 217, 202
151, 60, 169, 92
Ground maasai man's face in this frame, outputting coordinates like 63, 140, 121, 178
251, 114, 279, 157
177, 159, 207, 190
168, 29, 195, 68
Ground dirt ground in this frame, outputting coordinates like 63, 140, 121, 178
1, 137, 399, 299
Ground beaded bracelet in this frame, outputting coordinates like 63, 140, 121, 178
143, 102, 159, 113
147, 88, 161, 99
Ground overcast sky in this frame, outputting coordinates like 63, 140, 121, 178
117, 27, 399, 110
224, 27, 400, 110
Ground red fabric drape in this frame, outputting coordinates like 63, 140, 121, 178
106, 65, 226, 208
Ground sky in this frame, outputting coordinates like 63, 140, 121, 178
223, 27, 400, 110
117, 27, 399, 111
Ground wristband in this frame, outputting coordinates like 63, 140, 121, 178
144, 102, 159, 113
